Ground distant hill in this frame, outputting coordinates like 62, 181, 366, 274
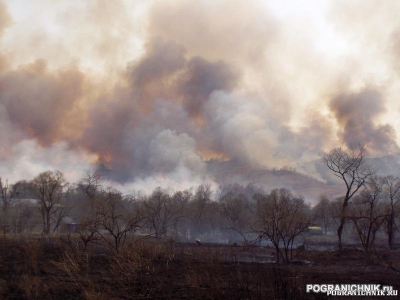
206, 153, 400, 204
206, 159, 341, 204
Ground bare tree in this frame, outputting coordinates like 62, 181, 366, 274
0, 178, 20, 236
312, 195, 332, 234
96, 188, 142, 253
348, 176, 386, 254
321, 145, 374, 250
255, 188, 311, 263
142, 187, 185, 239
189, 184, 213, 239
12, 199, 41, 234
219, 191, 253, 243
78, 170, 102, 201
74, 171, 104, 249
328, 198, 342, 230
31, 171, 67, 235
170, 189, 192, 240
382, 176, 400, 249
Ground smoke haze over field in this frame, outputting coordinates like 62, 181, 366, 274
1, 0, 400, 192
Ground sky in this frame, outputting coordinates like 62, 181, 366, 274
0, 0, 400, 192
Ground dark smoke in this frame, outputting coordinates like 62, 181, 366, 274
329, 89, 399, 154
178, 56, 239, 117
78, 37, 240, 182
0, 60, 85, 145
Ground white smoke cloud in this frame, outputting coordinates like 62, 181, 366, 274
0, 139, 95, 182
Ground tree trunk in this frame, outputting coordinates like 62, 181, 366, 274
337, 215, 345, 251
275, 245, 280, 263
387, 215, 394, 250
44, 212, 51, 235
337, 196, 350, 251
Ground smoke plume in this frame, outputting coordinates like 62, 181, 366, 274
330, 89, 399, 154
0, 0, 399, 193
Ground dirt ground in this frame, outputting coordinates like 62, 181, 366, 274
0, 237, 399, 299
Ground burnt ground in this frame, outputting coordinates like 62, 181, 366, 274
0, 237, 399, 299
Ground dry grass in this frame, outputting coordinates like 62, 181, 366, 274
0, 236, 398, 299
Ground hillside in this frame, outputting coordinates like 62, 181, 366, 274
206, 153, 400, 204
206, 159, 341, 203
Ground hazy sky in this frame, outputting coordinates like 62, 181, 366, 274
0, 0, 399, 191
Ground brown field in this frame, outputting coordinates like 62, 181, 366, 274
0, 237, 399, 299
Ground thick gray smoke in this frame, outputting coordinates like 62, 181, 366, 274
79, 37, 241, 183
0, 60, 84, 145
329, 89, 399, 155
0, 0, 399, 193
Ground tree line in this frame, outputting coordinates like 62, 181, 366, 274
0, 144, 399, 262
320, 145, 400, 253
